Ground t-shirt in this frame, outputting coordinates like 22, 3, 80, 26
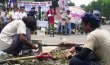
1, 16, 8, 23
11, 11, 20, 20
83, 28, 110, 65
19, 12, 27, 19
0, 20, 26, 51
65, 14, 72, 23
62, 13, 66, 20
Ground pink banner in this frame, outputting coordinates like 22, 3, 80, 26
69, 6, 85, 19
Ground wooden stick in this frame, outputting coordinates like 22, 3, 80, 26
0, 54, 52, 64
0, 56, 36, 64
42, 44, 84, 47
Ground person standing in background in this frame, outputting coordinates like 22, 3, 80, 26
65, 10, 72, 35
7, 8, 13, 22
61, 10, 66, 34
1, 11, 9, 28
11, 7, 20, 20
0, 9, 9, 32
0, 11, 2, 32
46, 6, 55, 34
56, 10, 62, 34
47, 6, 55, 26
27, 7, 36, 19
19, 6, 27, 20
27, 7, 37, 34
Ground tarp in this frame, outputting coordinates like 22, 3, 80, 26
69, 6, 85, 24
9, 0, 14, 8
18, 1, 52, 11
69, 6, 85, 19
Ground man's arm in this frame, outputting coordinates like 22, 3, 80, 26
19, 34, 37, 49
74, 48, 92, 60
75, 46, 83, 51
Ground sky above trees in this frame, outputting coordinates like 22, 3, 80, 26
71, 0, 96, 6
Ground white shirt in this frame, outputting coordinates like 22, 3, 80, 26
62, 13, 66, 20
19, 11, 27, 20
11, 11, 20, 20
84, 29, 110, 65
73, 18, 82, 24
0, 20, 26, 50
1, 11, 5, 17
65, 14, 72, 23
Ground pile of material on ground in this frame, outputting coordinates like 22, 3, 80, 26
0, 48, 72, 65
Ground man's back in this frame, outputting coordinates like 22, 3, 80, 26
85, 29, 110, 65
0, 20, 26, 50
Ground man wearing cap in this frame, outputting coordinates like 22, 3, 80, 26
27, 7, 36, 19
63, 13, 110, 65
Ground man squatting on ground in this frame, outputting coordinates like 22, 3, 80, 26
0, 16, 38, 56
64, 13, 110, 65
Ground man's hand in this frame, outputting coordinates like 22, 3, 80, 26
19, 34, 39, 50
31, 44, 38, 50
68, 47, 76, 54
64, 47, 76, 59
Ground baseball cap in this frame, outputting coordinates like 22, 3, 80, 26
82, 13, 100, 25
31, 7, 35, 9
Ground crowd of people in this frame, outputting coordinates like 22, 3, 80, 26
0, 7, 27, 31
0, 5, 107, 36
47, 6, 83, 35
0, 5, 85, 35
46, 6, 80, 36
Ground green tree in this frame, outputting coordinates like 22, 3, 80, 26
52, 0, 59, 8
68, 2, 75, 6
83, 0, 110, 20
0, 0, 5, 4
0, 0, 9, 5
80, 4, 86, 10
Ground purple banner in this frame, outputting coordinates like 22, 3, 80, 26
9, 0, 14, 8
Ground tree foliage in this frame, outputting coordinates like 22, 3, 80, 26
0, 0, 4, 3
81, 0, 110, 20
68, 2, 75, 6
0, 0, 9, 5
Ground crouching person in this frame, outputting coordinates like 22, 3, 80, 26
69, 13, 110, 65
0, 16, 37, 56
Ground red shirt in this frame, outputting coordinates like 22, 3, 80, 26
47, 9, 54, 25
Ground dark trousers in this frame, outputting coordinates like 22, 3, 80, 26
69, 56, 100, 65
3, 28, 31, 56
